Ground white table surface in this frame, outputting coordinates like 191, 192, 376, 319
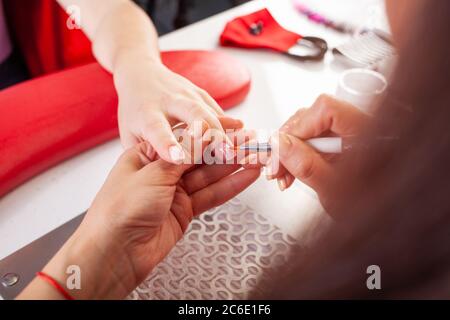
0, 0, 388, 260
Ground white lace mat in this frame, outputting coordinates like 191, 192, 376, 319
128, 197, 301, 300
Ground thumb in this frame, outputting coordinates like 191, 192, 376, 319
139, 121, 210, 182
111, 142, 154, 176
271, 132, 335, 193
141, 111, 185, 164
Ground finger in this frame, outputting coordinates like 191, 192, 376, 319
119, 128, 140, 150
182, 164, 242, 194
202, 117, 245, 164
180, 120, 210, 166
167, 100, 224, 133
266, 162, 287, 181
218, 116, 244, 131
227, 128, 255, 147
112, 142, 154, 175
239, 149, 270, 168
271, 132, 335, 193
285, 173, 296, 188
191, 168, 261, 215
141, 111, 185, 164
199, 89, 225, 116
280, 94, 372, 139
167, 100, 233, 147
240, 154, 263, 169
139, 120, 210, 180
277, 172, 295, 192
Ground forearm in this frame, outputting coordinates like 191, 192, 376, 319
17, 220, 136, 300
57, 0, 161, 73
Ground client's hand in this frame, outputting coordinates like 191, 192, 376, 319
18, 118, 260, 300
268, 95, 370, 210
115, 56, 232, 164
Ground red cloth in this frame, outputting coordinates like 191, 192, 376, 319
4, 0, 94, 77
220, 8, 302, 53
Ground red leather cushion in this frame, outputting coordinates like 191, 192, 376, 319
163, 50, 251, 109
0, 50, 251, 197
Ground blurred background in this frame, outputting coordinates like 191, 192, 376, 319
133, 0, 250, 34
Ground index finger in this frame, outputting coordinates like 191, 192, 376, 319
281, 94, 372, 139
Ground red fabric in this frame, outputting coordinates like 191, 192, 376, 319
0, 51, 251, 198
220, 8, 302, 53
4, 0, 94, 77
162, 51, 251, 110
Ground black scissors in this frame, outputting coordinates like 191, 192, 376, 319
249, 21, 328, 62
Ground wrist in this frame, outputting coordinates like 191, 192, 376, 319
113, 48, 162, 76
42, 219, 137, 299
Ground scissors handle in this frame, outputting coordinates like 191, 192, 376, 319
286, 36, 328, 61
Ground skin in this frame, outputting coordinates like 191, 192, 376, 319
57, 0, 231, 164
385, 0, 423, 45
262, 0, 422, 203
18, 118, 260, 299
16, 0, 423, 299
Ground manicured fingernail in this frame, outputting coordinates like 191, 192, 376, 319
278, 177, 287, 192
233, 119, 244, 128
265, 157, 274, 180
169, 145, 185, 163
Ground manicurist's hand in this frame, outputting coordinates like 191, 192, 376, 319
18, 118, 260, 300
268, 95, 371, 210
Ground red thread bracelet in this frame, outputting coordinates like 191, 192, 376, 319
36, 271, 75, 300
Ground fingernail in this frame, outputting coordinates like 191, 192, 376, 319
278, 177, 287, 192
265, 157, 274, 180
169, 145, 185, 164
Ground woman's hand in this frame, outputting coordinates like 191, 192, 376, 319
268, 95, 371, 209
114, 54, 230, 164
57, 0, 229, 164
19, 118, 260, 300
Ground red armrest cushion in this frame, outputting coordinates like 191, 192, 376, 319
0, 50, 251, 197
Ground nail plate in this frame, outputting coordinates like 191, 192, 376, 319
278, 177, 287, 191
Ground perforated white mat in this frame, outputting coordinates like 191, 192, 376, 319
128, 198, 301, 300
